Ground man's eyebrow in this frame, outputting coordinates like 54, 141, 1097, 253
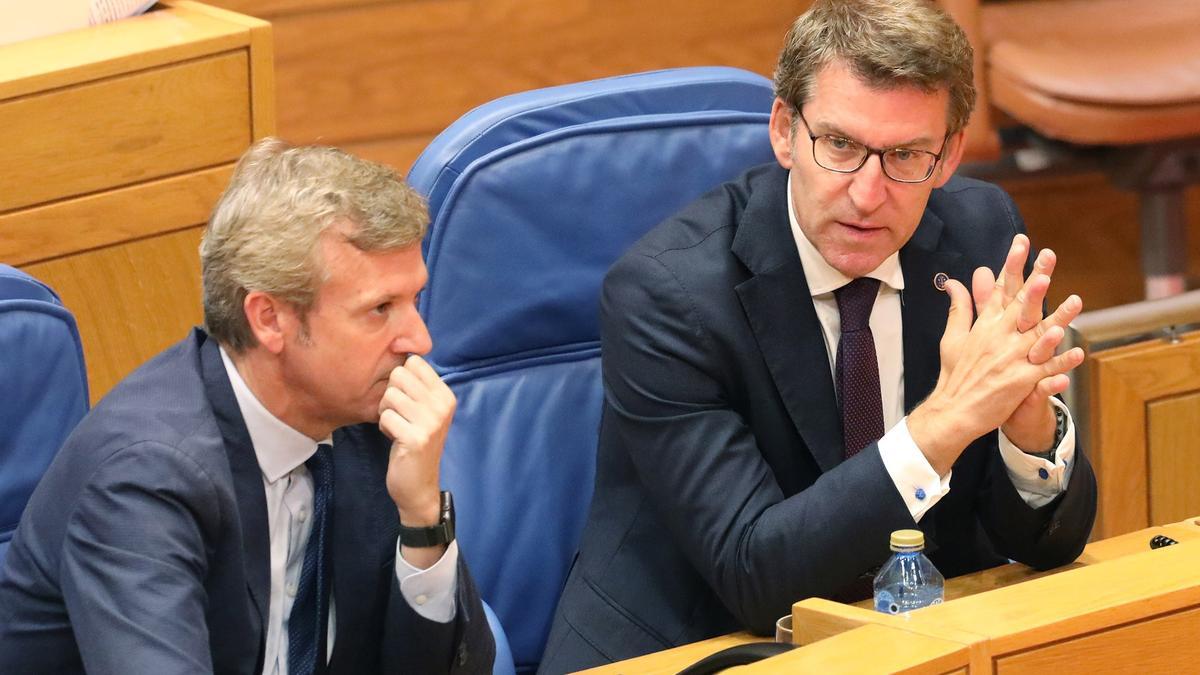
357, 284, 427, 310
815, 121, 937, 149
356, 292, 396, 310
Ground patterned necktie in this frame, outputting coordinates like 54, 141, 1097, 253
835, 278, 884, 458
289, 443, 334, 675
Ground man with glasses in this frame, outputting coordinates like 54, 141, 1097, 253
540, 0, 1097, 671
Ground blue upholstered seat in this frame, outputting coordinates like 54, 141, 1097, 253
408, 67, 776, 673
0, 265, 88, 568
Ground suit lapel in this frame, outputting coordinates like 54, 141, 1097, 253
733, 167, 844, 473
897, 210, 964, 553
899, 210, 965, 412
199, 335, 271, 648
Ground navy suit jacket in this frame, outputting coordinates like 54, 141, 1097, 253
0, 329, 494, 674
539, 164, 1097, 672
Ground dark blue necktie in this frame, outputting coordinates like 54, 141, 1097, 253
289, 443, 333, 675
835, 278, 884, 458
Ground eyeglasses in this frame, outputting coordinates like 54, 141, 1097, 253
795, 110, 950, 184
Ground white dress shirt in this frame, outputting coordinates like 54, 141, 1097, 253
219, 347, 459, 674
785, 176, 1075, 520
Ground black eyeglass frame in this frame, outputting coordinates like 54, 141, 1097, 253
794, 109, 951, 184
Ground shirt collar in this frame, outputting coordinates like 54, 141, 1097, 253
219, 346, 330, 483
786, 173, 905, 297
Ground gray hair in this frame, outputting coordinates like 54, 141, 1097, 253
200, 138, 429, 352
774, 0, 976, 134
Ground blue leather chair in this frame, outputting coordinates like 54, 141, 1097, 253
0, 265, 89, 567
408, 66, 776, 673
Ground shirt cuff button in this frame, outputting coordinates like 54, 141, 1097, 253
1038, 468, 1050, 480
914, 488, 926, 501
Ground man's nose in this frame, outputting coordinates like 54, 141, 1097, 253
392, 312, 433, 357
848, 154, 888, 214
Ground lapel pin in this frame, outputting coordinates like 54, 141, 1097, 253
933, 272, 949, 291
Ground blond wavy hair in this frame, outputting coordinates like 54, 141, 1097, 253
200, 138, 429, 351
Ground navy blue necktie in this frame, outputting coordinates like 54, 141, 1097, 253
289, 444, 333, 675
835, 278, 884, 458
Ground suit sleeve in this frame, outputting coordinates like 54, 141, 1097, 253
380, 551, 494, 674
59, 443, 219, 674
600, 252, 917, 635
976, 431, 1097, 570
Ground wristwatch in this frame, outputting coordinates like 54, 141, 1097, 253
399, 490, 455, 547
1029, 405, 1068, 462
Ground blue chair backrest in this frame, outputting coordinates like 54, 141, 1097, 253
408, 66, 776, 673
0, 265, 89, 565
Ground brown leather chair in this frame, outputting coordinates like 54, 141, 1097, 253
941, 0, 1200, 299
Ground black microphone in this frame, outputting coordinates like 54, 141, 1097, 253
1149, 534, 1179, 549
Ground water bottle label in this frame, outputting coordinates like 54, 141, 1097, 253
874, 590, 900, 615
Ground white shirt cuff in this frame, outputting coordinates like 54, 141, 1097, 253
878, 418, 951, 522
997, 398, 1076, 508
395, 539, 459, 623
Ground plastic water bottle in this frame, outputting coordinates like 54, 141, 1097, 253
873, 529, 944, 614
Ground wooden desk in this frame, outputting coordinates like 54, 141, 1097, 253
0, 1, 274, 402
874, 515, 1200, 606
733, 623, 970, 674
581, 517, 1200, 674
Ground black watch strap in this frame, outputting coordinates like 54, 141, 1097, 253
399, 490, 455, 548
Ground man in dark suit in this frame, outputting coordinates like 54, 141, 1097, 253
0, 139, 495, 673
540, 1, 1097, 671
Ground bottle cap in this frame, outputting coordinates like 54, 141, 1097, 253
889, 529, 925, 551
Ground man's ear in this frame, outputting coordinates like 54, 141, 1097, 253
931, 130, 967, 188
244, 291, 288, 355
768, 97, 797, 170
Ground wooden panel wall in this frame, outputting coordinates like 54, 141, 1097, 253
25, 229, 208, 398
206, 0, 1200, 313
1090, 330, 1200, 537
1148, 391, 1200, 527
0, 52, 249, 213
210, 0, 808, 165
2, 1, 273, 402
